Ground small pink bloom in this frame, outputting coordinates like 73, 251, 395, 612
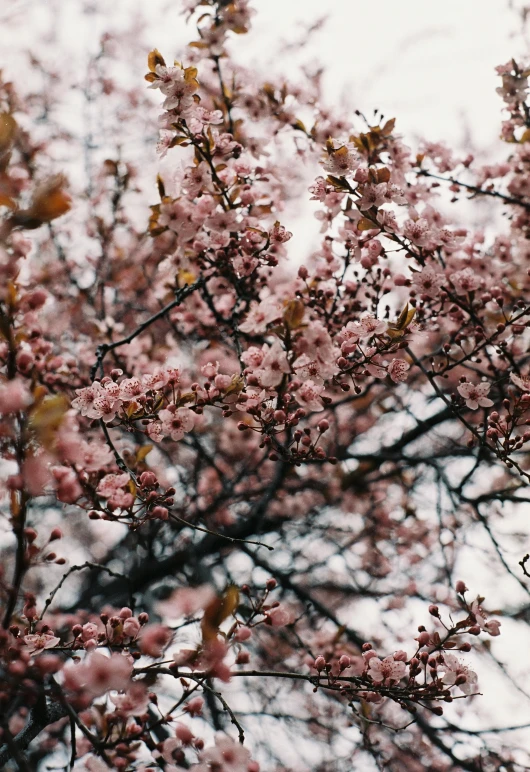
387, 359, 410, 383
296, 380, 325, 412
24, 632, 60, 654
450, 267, 481, 295
441, 653, 478, 695
0, 378, 33, 415
266, 606, 291, 627
367, 655, 407, 683
510, 372, 530, 392
457, 382, 494, 410
159, 406, 195, 441
139, 624, 172, 657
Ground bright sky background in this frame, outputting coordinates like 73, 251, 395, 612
2, 0, 528, 153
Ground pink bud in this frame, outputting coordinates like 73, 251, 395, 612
175, 722, 194, 745
455, 581, 468, 594
235, 626, 252, 642
314, 656, 326, 671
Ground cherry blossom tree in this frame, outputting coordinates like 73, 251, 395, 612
1, 1, 530, 770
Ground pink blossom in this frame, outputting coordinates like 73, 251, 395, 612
457, 382, 494, 410
403, 218, 431, 246
239, 297, 282, 334
52, 465, 83, 503
266, 606, 291, 627
450, 267, 482, 295
367, 656, 407, 683
23, 632, 60, 654
157, 585, 216, 619
321, 145, 359, 176
119, 377, 144, 400
269, 221, 292, 243
140, 624, 172, 657
110, 683, 149, 716
441, 654, 478, 695
510, 372, 530, 392
183, 695, 204, 717
358, 315, 387, 339
296, 380, 325, 412
411, 265, 445, 298
159, 406, 195, 441
309, 176, 330, 202
257, 340, 290, 388
357, 183, 388, 211
64, 652, 132, 698
97, 472, 130, 498
0, 378, 33, 414
387, 358, 410, 383
292, 352, 337, 384
194, 734, 256, 772
470, 598, 502, 637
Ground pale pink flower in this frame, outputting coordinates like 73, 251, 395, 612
184, 695, 204, 717
358, 315, 387, 339
457, 382, 494, 410
470, 598, 502, 637
119, 377, 144, 400
52, 466, 83, 504
241, 346, 265, 369
233, 254, 259, 276
387, 359, 410, 383
71, 382, 104, 418
367, 655, 407, 683
269, 221, 292, 243
24, 632, 60, 654
266, 606, 291, 627
91, 394, 121, 423
0, 378, 33, 415
357, 183, 388, 211
411, 265, 445, 298
296, 380, 325, 412
309, 176, 330, 202
321, 146, 359, 176
403, 218, 431, 247
257, 340, 290, 388
364, 349, 387, 379
97, 473, 130, 498
158, 584, 216, 619
140, 624, 172, 657
150, 64, 197, 113
110, 683, 149, 716
159, 406, 195, 441
64, 652, 132, 698
450, 267, 481, 295
195, 734, 255, 772
441, 653, 478, 695
143, 368, 170, 391
510, 372, 530, 392
293, 353, 337, 384
239, 297, 282, 334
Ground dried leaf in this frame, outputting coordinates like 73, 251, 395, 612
201, 586, 240, 642
147, 49, 166, 73
136, 445, 153, 463
283, 298, 305, 329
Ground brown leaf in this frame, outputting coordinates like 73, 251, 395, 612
201, 586, 240, 642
